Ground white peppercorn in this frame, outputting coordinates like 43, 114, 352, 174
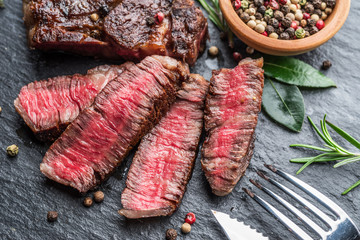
286, 13, 295, 21
269, 32, 279, 39
181, 223, 191, 234
208, 46, 219, 56
321, 2, 327, 10
254, 24, 265, 33
248, 8, 256, 16
324, 7, 332, 15
247, 20, 256, 29
295, 12, 303, 20
310, 14, 319, 21
289, 4, 297, 12
246, 46, 254, 54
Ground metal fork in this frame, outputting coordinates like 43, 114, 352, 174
243, 164, 360, 240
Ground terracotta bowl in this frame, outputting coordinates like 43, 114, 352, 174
219, 0, 351, 56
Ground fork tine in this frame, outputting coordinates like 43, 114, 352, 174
243, 188, 313, 240
250, 179, 327, 238
257, 170, 335, 228
265, 164, 345, 219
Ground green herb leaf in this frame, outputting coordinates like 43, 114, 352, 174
290, 115, 360, 194
263, 56, 336, 88
0, 0, 4, 8
342, 180, 360, 195
262, 78, 305, 132
326, 120, 360, 150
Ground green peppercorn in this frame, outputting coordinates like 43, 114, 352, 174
241, 0, 249, 9
264, 8, 273, 18
6, 145, 18, 157
299, 0, 306, 6
295, 27, 306, 38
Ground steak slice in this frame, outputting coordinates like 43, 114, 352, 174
40, 56, 189, 193
201, 58, 264, 196
23, 0, 208, 65
14, 64, 126, 141
119, 74, 209, 219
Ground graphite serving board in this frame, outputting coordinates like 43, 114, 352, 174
0, 1, 360, 240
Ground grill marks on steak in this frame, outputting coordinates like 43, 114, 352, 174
201, 58, 264, 196
23, 0, 208, 65
14, 64, 125, 141
40, 56, 189, 193
119, 74, 208, 219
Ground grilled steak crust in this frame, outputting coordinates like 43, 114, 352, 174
14, 64, 126, 141
201, 58, 264, 196
119, 74, 209, 219
23, 0, 208, 65
40, 56, 189, 193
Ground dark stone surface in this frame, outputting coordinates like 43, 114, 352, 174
1, 1, 359, 240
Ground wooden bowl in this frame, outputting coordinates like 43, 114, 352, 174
219, 0, 351, 56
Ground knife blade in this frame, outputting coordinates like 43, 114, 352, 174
211, 210, 269, 240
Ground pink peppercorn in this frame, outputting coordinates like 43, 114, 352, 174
185, 212, 196, 225
264, 1, 269, 7
291, 21, 298, 29
269, 0, 279, 10
233, 0, 241, 10
233, 52, 242, 62
303, 12, 310, 20
279, 0, 287, 4
262, 31, 268, 37
316, 20, 325, 30
155, 12, 165, 24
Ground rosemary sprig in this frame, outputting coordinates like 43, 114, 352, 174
197, 0, 234, 48
290, 115, 360, 195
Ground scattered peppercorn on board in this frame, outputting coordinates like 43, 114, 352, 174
1, 1, 360, 240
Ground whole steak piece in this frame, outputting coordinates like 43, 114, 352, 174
119, 74, 209, 218
40, 56, 189, 193
201, 58, 264, 196
14, 65, 126, 141
23, 0, 208, 65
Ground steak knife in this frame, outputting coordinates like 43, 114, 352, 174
211, 210, 269, 240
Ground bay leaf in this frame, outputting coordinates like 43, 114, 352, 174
262, 78, 305, 132
264, 56, 336, 88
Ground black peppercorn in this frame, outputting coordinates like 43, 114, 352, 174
322, 60, 332, 70
312, 0, 322, 9
47, 211, 58, 222
166, 228, 178, 240
98, 5, 109, 18
276, 27, 285, 35
255, 12, 263, 20
254, 0, 264, 7
305, 31, 310, 38
307, 18, 316, 27
304, 3, 314, 14
314, 9, 322, 17
264, 15, 271, 24
269, 18, 279, 28
309, 26, 319, 35
281, 17, 292, 28
285, 27, 295, 38
90, 30, 101, 39
325, 0, 336, 8
280, 5, 290, 14
265, 25, 275, 34
274, 10, 284, 21
240, 12, 250, 22
146, 17, 155, 26
279, 32, 290, 40
258, 5, 266, 15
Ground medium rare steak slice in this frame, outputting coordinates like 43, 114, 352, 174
201, 58, 264, 196
14, 64, 126, 141
119, 74, 209, 219
23, 0, 208, 65
40, 56, 189, 193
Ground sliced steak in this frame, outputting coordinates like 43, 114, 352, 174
14, 64, 126, 141
201, 58, 264, 196
119, 74, 208, 219
40, 56, 189, 193
23, 0, 208, 65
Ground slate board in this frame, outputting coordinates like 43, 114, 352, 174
1, 1, 360, 240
